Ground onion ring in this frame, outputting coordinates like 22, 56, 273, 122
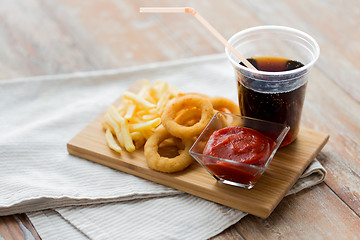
144, 127, 194, 173
174, 107, 202, 126
210, 96, 240, 115
177, 92, 210, 99
161, 95, 213, 139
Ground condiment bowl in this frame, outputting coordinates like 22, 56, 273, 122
189, 112, 290, 189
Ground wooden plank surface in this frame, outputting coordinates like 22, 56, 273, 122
0, 215, 40, 240
67, 93, 329, 218
1, 0, 360, 239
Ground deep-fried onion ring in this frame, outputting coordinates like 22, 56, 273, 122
174, 107, 202, 126
210, 96, 240, 115
161, 95, 213, 139
144, 127, 194, 173
177, 92, 210, 99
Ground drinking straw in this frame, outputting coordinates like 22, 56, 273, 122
140, 7, 257, 70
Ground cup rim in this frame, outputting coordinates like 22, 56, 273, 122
225, 25, 320, 77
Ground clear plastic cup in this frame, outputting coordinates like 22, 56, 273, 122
225, 25, 320, 147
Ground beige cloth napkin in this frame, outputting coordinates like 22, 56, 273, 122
27, 160, 325, 240
0, 54, 326, 239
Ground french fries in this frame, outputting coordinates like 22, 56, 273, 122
102, 79, 180, 153
105, 129, 122, 153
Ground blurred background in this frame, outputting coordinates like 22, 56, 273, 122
0, 0, 358, 90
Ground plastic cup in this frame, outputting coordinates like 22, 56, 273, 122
225, 25, 320, 147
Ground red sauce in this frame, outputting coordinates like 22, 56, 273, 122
203, 126, 276, 186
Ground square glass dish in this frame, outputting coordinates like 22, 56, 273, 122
189, 112, 290, 189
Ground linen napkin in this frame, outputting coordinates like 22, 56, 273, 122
0, 54, 326, 239
27, 160, 325, 240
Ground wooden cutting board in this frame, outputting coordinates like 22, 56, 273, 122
67, 96, 329, 219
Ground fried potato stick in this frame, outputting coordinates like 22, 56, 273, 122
108, 105, 135, 152
123, 92, 156, 109
129, 118, 161, 132
105, 129, 122, 153
104, 113, 125, 147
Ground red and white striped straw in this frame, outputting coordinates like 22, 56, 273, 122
140, 7, 257, 70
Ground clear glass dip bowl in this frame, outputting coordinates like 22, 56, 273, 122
189, 112, 290, 189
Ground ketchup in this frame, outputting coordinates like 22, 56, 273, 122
203, 126, 276, 186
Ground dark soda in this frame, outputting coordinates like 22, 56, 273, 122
238, 56, 306, 147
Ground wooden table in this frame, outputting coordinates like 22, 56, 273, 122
1, 0, 359, 239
